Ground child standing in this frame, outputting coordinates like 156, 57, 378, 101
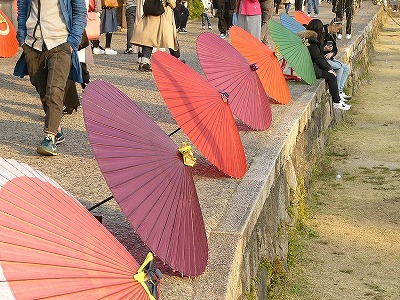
201, 0, 213, 30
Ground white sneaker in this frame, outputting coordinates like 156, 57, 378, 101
337, 33, 342, 40
105, 48, 117, 55
314, 14, 319, 17
339, 92, 352, 100
333, 102, 351, 111
93, 47, 105, 55
346, 34, 351, 39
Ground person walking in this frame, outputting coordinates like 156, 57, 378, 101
14, 0, 87, 155
215, 0, 236, 38
307, 0, 319, 17
237, 0, 262, 39
92, 3, 118, 55
132, 0, 181, 71
201, 0, 213, 30
332, 0, 354, 39
298, 19, 351, 111
174, 0, 189, 33
124, 0, 137, 54
259, 0, 273, 44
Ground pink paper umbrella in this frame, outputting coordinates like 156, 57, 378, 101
0, 158, 162, 300
82, 80, 208, 277
196, 32, 272, 131
151, 51, 247, 179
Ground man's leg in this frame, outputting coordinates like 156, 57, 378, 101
180, 6, 189, 29
218, 3, 228, 35
125, 6, 136, 50
345, 6, 353, 35
260, 0, 274, 44
337, 62, 350, 93
43, 43, 71, 136
328, 59, 344, 92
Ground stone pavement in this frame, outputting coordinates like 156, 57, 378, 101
0, 2, 381, 299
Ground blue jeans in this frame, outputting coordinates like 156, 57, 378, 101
328, 58, 350, 93
307, 0, 319, 14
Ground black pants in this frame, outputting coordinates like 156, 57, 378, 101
126, 6, 137, 49
142, 46, 180, 61
63, 79, 80, 110
335, 7, 353, 34
217, 2, 234, 34
174, 4, 189, 29
318, 69, 341, 103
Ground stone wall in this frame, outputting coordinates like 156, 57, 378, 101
241, 8, 386, 300
192, 7, 385, 300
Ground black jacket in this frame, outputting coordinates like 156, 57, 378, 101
323, 24, 338, 59
298, 30, 333, 78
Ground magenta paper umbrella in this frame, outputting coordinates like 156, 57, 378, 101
0, 158, 162, 300
82, 80, 208, 277
196, 32, 272, 131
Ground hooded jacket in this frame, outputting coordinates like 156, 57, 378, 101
297, 29, 333, 78
14, 0, 87, 83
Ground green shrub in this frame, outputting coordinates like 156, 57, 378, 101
187, 0, 204, 19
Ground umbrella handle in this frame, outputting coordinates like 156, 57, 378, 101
88, 195, 114, 211
168, 127, 181, 136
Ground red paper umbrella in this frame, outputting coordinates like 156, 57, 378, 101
196, 32, 272, 130
0, 158, 162, 299
151, 51, 247, 179
294, 10, 312, 26
0, 9, 18, 58
82, 80, 208, 277
229, 26, 291, 105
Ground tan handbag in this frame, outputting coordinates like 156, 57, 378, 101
102, 0, 119, 8
85, 12, 100, 40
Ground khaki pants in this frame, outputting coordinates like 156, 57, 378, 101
23, 43, 71, 135
260, 0, 274, 44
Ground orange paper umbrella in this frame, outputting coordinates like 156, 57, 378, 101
0, 9, 19, 58
0, 158, 162, 299
229, 26, 291, 105
151, 51, 247, 179
294, 10, 312, 26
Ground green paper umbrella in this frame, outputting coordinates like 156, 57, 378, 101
268, 19, 316, 85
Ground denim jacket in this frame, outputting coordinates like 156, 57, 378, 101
14, 0, 87, 82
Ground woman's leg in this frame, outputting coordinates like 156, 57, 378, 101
139, 46, 153, 71
320, 69, 341, 103
105, 32, 112, 48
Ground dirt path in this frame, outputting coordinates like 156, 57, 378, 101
282, 11, 400, 300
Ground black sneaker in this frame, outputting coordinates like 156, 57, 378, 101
55, 130, 65, 145
37, 136, 58, 156
138, 63, 152, 72
124, 47, 133, 54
